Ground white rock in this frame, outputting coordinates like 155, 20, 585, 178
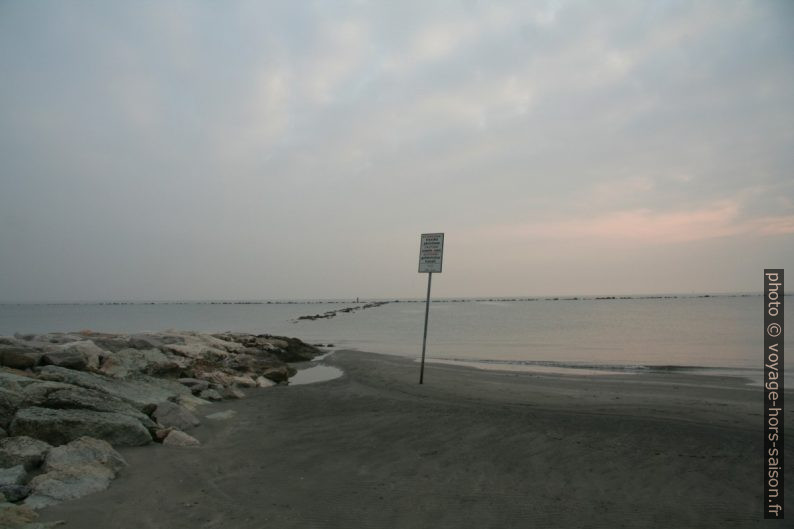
205, 410, 236, 421
43, 437, 127, 475
162, 430, 200, 447
25, 436, 127, 509
230, 375, 257, 388
255, 376, 275, 388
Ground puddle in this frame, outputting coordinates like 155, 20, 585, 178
290, 364, 344, 385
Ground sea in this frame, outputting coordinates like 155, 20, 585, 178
1, 294, 790, 382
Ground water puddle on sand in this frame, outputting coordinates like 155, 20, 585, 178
290, 364, 344, 385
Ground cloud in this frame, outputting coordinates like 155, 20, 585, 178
0, 0, 792, 301
471, 200, 794, 245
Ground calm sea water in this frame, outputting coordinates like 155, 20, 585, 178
0, 295, 790, 376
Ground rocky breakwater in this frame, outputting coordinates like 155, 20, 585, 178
0, 330, 322, 525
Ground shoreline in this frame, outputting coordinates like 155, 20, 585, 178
419, 356, 764, 383
38, 349, 792, 528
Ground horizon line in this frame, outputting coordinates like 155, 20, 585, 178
0, 290, 785, 306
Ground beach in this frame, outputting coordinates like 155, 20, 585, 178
36, 350, 791, 529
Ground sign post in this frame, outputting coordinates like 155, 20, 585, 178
418, 232, 444, 384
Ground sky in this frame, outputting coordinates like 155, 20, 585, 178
1, 0, 792, 302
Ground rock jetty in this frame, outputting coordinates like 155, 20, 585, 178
295, 301, 389, 321
0, 330, 323, 525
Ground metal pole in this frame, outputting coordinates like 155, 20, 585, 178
419, 272, 433, 384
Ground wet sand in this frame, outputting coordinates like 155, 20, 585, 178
39, 350, 792, 528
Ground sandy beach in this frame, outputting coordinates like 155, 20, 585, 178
37, 350, 791, 528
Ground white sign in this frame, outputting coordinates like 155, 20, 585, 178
418, 233, 444, 273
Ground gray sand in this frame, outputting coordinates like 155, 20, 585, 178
39, 351, 792, 528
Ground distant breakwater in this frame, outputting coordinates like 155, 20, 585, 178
295, 301, 389, 322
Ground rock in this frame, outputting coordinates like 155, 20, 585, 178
223, 353, 279, 373
37, 366, 187, 410
20, 383, 156, 432
205, 410, 236, 421
173, 394, 210, 412
151, 402, 199, 431
216, 334, 322, 362
255, 376, 275, 388
0, 387, 25, 430
99, 348, 180, 379
0, 347, 41, 370
0, 371, 38, 389
162, 430, 200, 447
0, 437, 52, 470
0, 484, 30, 503
164, 344, 229, 362
25, 437, 127, 509
0, 465, 26, 486
43, 437, 126, 475
25, 466, 114, 509
152, 428, 172, 442
198, 389, 222, 402
262, 366, 294, 383
0, 501, 38, 526
219, 386, 245, 400
10, 407, 152, 447
196, 370, 237, 387
57, 341, 106, 370
126, 334, 172, 350
230, 375, 257, 388
39, 352, 87, 372
25, 333, 83, 346
177, 378, 210, 395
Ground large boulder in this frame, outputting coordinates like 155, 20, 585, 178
21, 383, 156, 431
26, 437, 127, 509
262, 366, 295, 383
39, 351, 87, 371
199, 389, 222, 402
151, 401, 199, 431
0, 483, 30, 503
0, 347, 41, 370
58, 341, 107, 370
37, 366, 187, 410
0, 387, 25, 430
42, 436, 126, 475
0, 465, 26, 487
0, 436, 52, 470
10, 407, 152, 447
99, 347, 182, 378
0, 371, 38, 389
0, 464, 30, 503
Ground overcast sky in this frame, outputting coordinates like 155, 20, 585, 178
1, 0, 792, 302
